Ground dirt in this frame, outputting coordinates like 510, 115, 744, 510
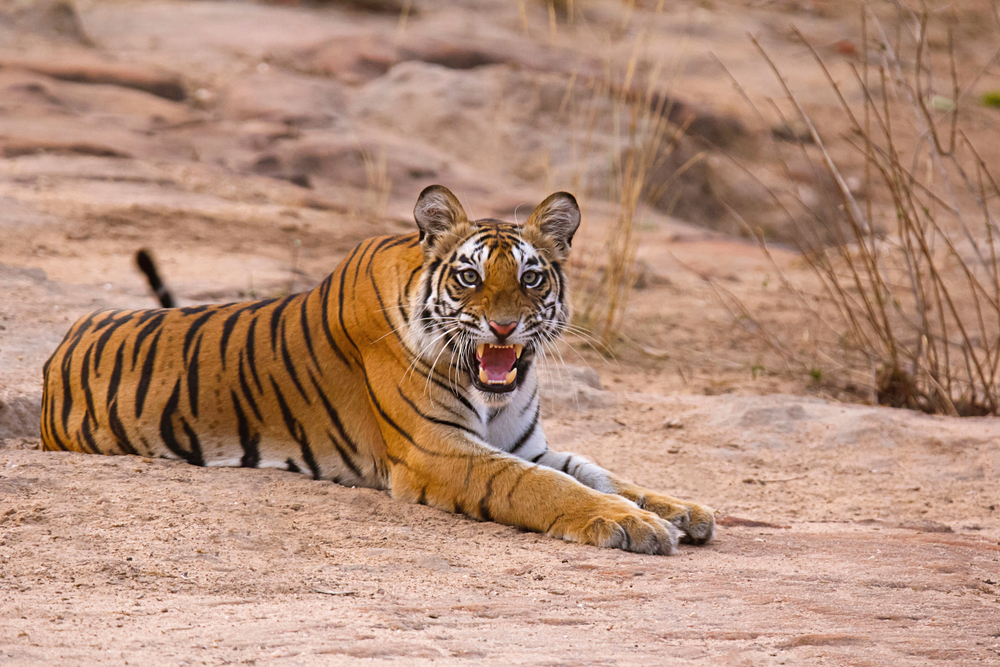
1, 0, 1000, 665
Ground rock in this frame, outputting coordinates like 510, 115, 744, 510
641, 133, 725, 226
0, 117, 183, 160
296, 34, 398, 84
897, 520, 954, 534
650, 92, 751, 151
0, 69, 196, 133
311, 0, 413, 13
251, 132, 456, 201
539, 365, 613, 412
0, 395, 41, 440
397, 37, 507, 71
220, 68, 347, 127
0, 53, 185, 101
780, 634, 870, 648
0, 0, 93, 46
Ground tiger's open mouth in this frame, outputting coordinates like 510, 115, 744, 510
470, 343, 525, 394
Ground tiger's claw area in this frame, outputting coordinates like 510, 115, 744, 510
641, 495, 716, 546
560, 504, 681, 555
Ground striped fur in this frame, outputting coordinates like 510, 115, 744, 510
40, 186, 714, 554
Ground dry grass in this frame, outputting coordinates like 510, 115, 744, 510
746, 1, 1000, 416
554, 6, 689, 349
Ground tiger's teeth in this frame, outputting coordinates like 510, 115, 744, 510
504, 368, 517, 384
477, 343, 484, 360
479, 368, 489, 383
514, 344, 523, 358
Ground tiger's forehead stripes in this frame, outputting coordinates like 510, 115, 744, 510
450, 222, 545, 272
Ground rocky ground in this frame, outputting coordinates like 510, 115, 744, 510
1, 0, 999, 665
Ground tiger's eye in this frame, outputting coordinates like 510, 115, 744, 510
521, 270, 543, 288
457, 269, 480, 287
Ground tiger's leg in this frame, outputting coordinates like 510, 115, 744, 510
388, 444, 684, 555
522, 448, 715, 545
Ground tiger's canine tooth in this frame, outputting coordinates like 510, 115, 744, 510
477, 343, 485, 359
479, 368, 489, 383
504, 368, 517, 384
514, 344, 523, 358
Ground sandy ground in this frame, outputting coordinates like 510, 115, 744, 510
1, 0, 1000, 665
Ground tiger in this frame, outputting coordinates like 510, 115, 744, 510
40, 185, 715, 555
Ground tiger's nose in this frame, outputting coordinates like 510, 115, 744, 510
488, 320, 518, 341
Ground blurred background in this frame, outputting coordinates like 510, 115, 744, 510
2, 0, 1000, 412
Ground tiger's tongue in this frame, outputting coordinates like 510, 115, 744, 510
479, 345, 517, 383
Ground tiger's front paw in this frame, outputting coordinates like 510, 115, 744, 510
556, 500, 682, 555
640, 494, 716, 545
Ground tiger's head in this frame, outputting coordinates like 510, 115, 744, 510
408, 185, 580, 404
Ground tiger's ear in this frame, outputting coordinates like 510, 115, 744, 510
525, 192, 580, 255
413, 185, 468, 249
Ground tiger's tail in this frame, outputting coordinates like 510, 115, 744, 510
135, 249, 175, 308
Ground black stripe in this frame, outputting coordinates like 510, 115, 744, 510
131, 312, 166, 370
560, 456, 573, 474
509, 406, 540, 455
368, 259, 403, 340
219, 308, 243, 371
46, 386, 68, 451
80, 344, 97, 425
93, 313, 132, 372
545, 513, 564, 534
297, 292, 321, 373
280, 319, 310, 403
397, 388, 480, 438
79, 412, 100, 454
478, 465, 508, 523
519, 387, 539, 416
107, 399, 139, 456
328, 433, 363, 479
270, 377, 321, 480
530, 451, 546, 463
183, 310, 215, 362
506, 467, 531, 500
246, 315, 264, 394
268, 296, 293, 357
245, 298, 279, 314
286, 458, 301, 473
231, 390, 260, 468
237, 350, 264, 422
318, 275, 350, 367
337, 244, 364, 359
180, 418, 204, 466
401, 265, 422, 323
186, 333, 203, 418
364, 236, 402, 277
64, 309, 105, 348
58, 325, 89, 433
159, 381, 201, 464
134, 328, 163, 419
90, 309, 121, 332
106, 343, 126, 406
307, 369, 357, 454
419, 258, 442, 310
361, 369, 467, 460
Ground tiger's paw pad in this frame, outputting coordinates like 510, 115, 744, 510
641, 497, 716, 546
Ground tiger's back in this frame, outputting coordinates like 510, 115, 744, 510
41, 233, 426, 488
